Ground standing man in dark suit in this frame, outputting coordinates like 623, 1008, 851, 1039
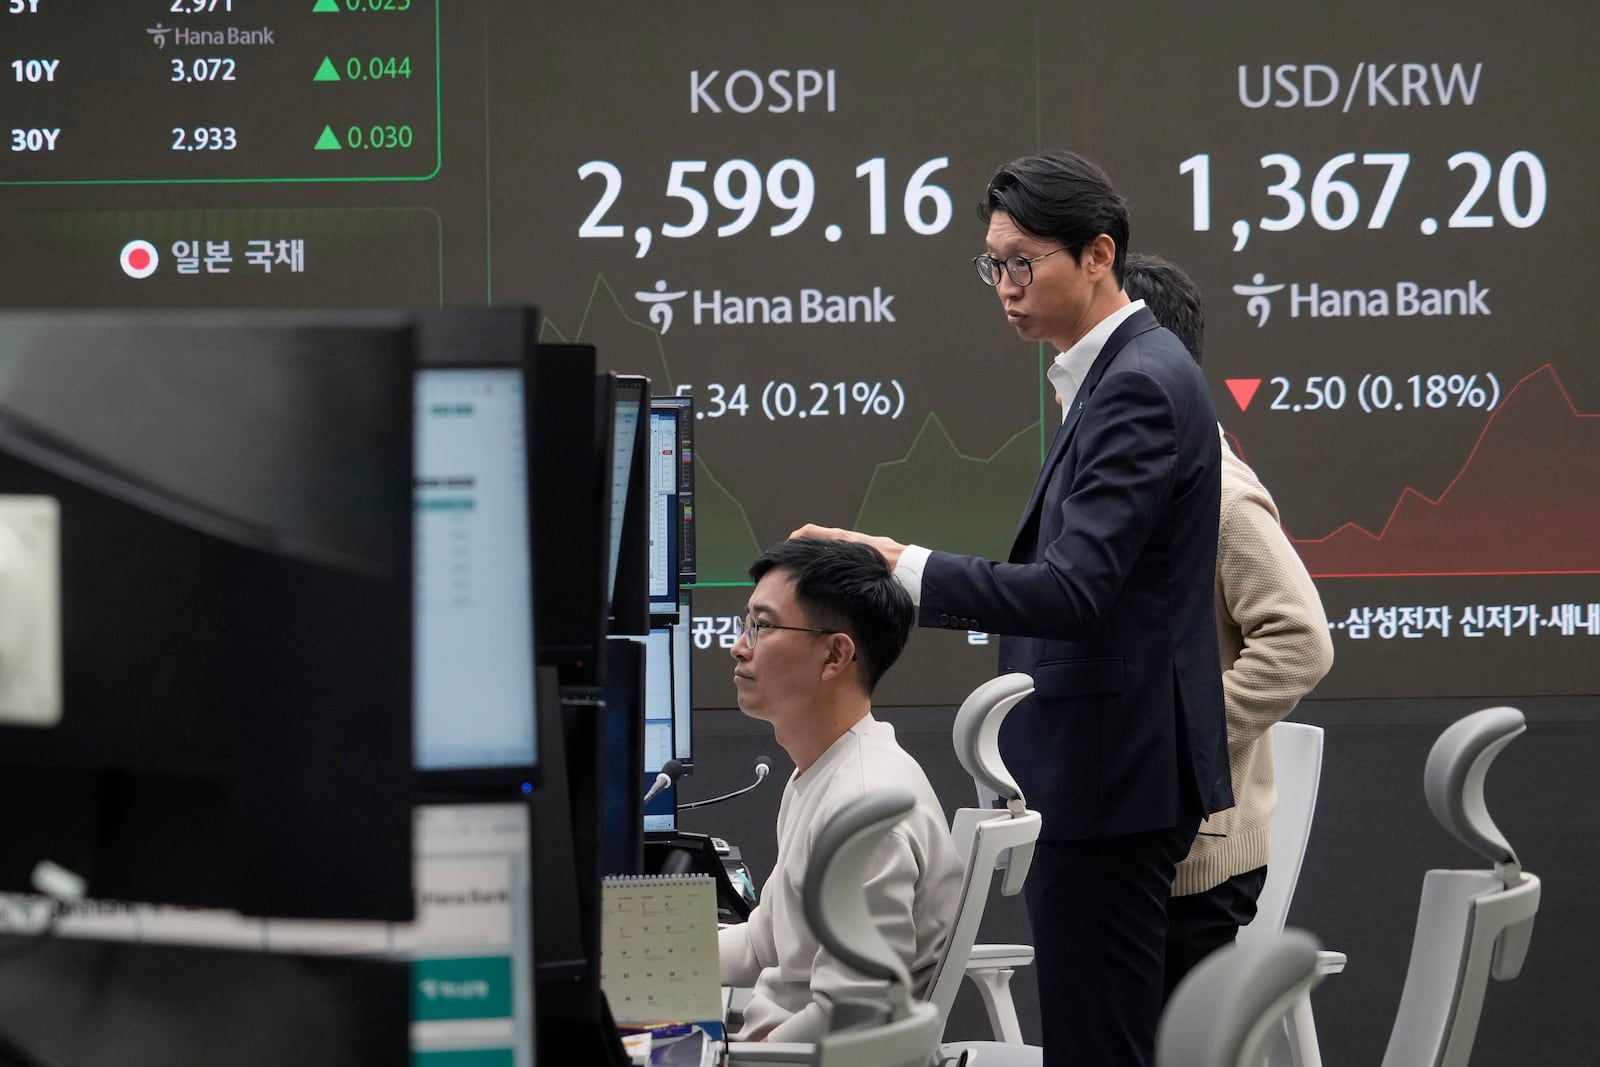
796, 149, 1230, 1067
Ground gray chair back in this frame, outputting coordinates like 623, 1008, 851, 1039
953, 673, 1033, 811
1381, 706, 1542, 1067
1156, 929, 1324, 1067
802, 788, 919, 1019
800, 788, 943, 1067
1237, 722, 1324, 948
926, 675, 1042, 1033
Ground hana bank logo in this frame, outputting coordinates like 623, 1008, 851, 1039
634, 280, 897, 330
1233, 272, 1491, 323
635, 280, 689, 334
147, 23, 173, 49
1233, 273, 1287, 328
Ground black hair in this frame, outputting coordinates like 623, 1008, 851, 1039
748, 537, 913, 693
1123, 252, 1206, 364
978, 149, 1130, 284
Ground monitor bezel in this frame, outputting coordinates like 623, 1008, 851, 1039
647, 394, 695, 625
411, 341, 544, 799
606, 375, 651, 639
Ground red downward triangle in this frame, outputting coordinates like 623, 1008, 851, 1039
1225, 378, 1263, 412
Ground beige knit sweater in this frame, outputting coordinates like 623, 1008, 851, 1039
1173, 429, 1334, 896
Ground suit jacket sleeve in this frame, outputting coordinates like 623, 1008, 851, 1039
921, 367, 1185, 640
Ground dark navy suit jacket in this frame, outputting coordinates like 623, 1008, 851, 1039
921, 307, 1231, 841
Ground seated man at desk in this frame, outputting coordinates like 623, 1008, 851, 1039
719, 537, 963, 1042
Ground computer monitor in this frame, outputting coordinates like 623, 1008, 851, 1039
405, 801, 538, 1066
413, 364, 539, 788
530, 344, 607, 689
639, 626, 677, 834
647, 395, 695, 622
0, 935, 411, 1066
642, 602, 696, 766
599, 636, 646, 876
671, 599, 695, 767
0, 801, 537, 1067
532, 675, 632, 1066
0, 309, 415, 921
640, 627, 675, 777
641, 777, 679, 835
606, 375, 650, 638
641, 602, 695, 833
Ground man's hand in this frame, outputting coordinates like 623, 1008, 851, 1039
789, 524, 907, 570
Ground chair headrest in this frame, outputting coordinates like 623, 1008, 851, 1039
802, 788, 917, 1010
953, 673, 1034, 808
1424, 705, 1526, 880
1157, 928, 1324, 1067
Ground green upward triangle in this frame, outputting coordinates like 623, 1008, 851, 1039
314, 126, 342, 150
312, 0, 340, 12
313, 57, 341, 81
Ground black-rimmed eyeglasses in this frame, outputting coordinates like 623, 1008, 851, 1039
973, 247, 1069, 287
732, 614, 839, 649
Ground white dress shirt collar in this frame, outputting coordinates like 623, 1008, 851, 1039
1047, 298, 1146, 422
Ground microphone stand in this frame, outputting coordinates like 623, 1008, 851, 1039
679, 769, 769, 811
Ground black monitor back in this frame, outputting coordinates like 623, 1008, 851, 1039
607, 375, 651, 638
0, 935, 410, 1067
0, 310, 415, 920
600, 636, 646, 876
530, 344, 608, 688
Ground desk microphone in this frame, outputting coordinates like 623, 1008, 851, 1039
679, 755, 773, 810
643, 758, 685, 804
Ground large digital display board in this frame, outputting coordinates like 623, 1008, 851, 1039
5, 0, 1594, 703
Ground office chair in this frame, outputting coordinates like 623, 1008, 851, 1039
1157, 929, 1326, 1067
924, 674, 1042, 1034
1239, 723, 1326, 947
961, 720, 1343, 1061
1234, 722, 1345, 1067
1379, 705, 1541, 1067
727, 674, 1040, 1066
946, 925, 1326, 1067
940, 675, 1042, 1045
726, 788, 943, 1067
953, 706, 1542, 1067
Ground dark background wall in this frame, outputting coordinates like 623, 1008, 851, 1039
677, 695, 1598, 1062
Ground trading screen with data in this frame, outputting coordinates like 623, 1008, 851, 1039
4, 0, 1595, 702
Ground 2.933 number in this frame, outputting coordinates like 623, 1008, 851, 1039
171, 125, 238, 151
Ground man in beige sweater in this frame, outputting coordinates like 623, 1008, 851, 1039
718, 537, 964, 1041
1122, 254, 1335, 998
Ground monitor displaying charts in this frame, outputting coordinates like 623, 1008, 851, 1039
647, 396, 695, 621
641, 603, 696, 833
414, 367, 539, 777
